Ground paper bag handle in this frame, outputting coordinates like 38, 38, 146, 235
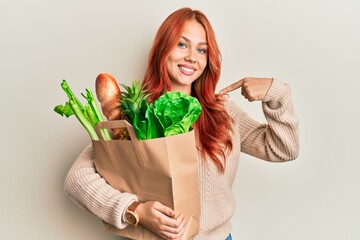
94, 120, 147, 168
95, 120, 137, 141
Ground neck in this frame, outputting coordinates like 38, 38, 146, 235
169, 84, 191, 95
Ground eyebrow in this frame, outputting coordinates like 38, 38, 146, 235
181, 36, 207, 46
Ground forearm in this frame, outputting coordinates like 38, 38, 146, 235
240, 79, 299, 161
64, 144, 137, 229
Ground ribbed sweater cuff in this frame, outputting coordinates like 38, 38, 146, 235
262, 78, 287, 109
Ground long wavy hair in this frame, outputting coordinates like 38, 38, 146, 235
143, 7, 233, 172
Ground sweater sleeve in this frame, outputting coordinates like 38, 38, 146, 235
230, 78, 299, 162
64, 143, 138, 229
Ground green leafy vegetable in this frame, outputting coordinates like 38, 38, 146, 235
54, 80, 111, 140
117, 81, 202, 140
151, 92, 202, 137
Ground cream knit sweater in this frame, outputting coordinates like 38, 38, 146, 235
64, 79, 299, 240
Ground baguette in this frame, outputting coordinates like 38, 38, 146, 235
95, 73, 121, 121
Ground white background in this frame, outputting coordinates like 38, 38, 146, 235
1, 0, 359, 239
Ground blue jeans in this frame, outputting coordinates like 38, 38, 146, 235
226, 234, 232, 240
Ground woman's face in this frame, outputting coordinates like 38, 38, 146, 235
166, 19, 208, 94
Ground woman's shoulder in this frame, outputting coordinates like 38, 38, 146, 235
221, 97, 246, 117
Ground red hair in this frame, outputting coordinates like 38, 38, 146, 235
143, 7, 233, 172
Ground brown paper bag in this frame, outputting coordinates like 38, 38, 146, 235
92, 120, 200, 240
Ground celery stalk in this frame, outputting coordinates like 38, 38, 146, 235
54, 79, 111, 141
69, 99, 99, 140
82, 89, 112, 140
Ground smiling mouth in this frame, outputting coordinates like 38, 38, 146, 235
179, 65, 195, 75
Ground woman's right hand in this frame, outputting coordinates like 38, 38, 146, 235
136, 201, 185, 240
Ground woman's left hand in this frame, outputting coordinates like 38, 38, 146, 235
219, 77, 273, 102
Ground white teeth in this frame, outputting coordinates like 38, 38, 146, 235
180, 66, 194, 73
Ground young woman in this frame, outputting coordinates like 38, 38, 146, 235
64, 7, 299, 240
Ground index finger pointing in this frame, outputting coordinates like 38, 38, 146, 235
219, 79, 244, 95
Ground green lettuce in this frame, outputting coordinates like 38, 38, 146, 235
150, 92, 202, 137
133, 99, 164, 140
130, 91, 201, 140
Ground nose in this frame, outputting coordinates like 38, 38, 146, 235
185, 48, 196, 63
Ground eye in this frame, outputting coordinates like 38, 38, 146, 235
178, 42, 187, 49
197, 48, 207, 54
